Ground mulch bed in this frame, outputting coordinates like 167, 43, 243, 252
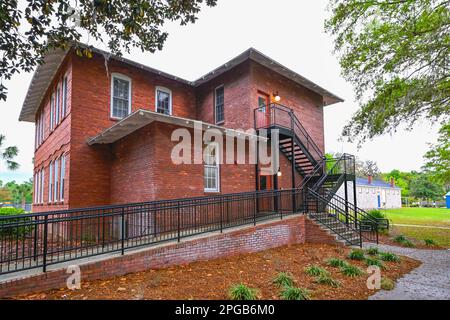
15, 243, 420, 300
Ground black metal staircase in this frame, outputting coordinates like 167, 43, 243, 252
254, 103, 388, 246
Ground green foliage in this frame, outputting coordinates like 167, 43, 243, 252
2, 180, 33, 204
381, 277, 395, 291
423, 122, 450, 185
366, 247, 379, 255
347, 249, 365, 261
279, 286, 310, 300
326, 1, 449, 146
326, 258, 348, 268
393, 234, 415, 247
272, 272, 295, 288
0, 135, 19, 171
424, 238, 437, 246
0, 1, 218, 101
228, 283, 259, 300
304, 265, 330, 277
379, 252, 400, 263
314, 274, 341, 288
365, 257, 384, 269
410, 174, 445, 201
340, 264, 365, 277
367, 210, 386, 220
0, 207, 32, 238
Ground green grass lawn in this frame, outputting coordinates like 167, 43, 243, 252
382, 207, 450, 247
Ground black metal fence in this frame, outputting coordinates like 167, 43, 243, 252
0, 188, 305, 275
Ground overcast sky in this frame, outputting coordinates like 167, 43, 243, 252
0, 0, 438, 183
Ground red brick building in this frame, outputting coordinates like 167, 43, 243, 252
19, 46, 343, 212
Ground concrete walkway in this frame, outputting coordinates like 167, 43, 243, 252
362, 243, 450, 300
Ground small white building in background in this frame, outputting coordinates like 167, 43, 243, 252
336, 177, 402, 210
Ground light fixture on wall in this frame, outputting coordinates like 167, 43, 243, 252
273, 91, 281, 102
277, 168, 282, 177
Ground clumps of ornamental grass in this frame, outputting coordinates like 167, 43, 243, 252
366, 247, 379, 255
228, 283, 259, 300
381, 277, 395, 290
314, 274, 341, 288
340, 264, 365, 277
279, 286, 311, 300
424, 238, 437, 246
379, 252, 401, 262
272, 272, 294, 288
365, 257, 385, 269
393, 235, 416, 247
347, 249, 365, 261
326, 258, 348, 268
304, 265, 329, 277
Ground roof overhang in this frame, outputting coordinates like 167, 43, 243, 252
193, 48, 344, 106
19, 48, 69, 122
87, 109, 263, 145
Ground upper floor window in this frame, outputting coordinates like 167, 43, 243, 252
62, 75, 68, 118
215, 86, 224, 124
155, 86, 172, 115
50, 93, 55, 131
204, 143, 220, 192
111, 73, 131, 119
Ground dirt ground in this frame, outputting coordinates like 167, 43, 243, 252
15, 243, 420, 300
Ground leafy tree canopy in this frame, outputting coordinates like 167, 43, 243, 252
0, 0, 217, 101
326, 0, 449, 146
423, 122, 450, 185
0, 134, 19, 170
410, 173, 445, 200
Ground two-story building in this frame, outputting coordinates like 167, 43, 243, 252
20, 45, 343, 212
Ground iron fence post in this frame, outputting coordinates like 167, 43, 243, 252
177, 201, 181, 242
42, 215, 48, 272
220, 197, 223, 233
253, 193, 257, 226
121, 208, 125, 255
33, 215, 38, 261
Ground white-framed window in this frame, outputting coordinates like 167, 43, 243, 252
34, 172, 38, 204
62, 75, 68, 118
54, 158, 59, 202
111, 73, 132, 119
358, 187, 362, 193
40, 169, 44, 204
48, 161, 53, 202
50, 93, 55, 131
155, 86, 172, 115
366, 188, 369, 194
204, 143, 220, 192
60, 154, 65, 201
215, 85, 224, 124
55, 85, 60, 125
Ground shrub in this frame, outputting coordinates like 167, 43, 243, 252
272, 272, 294, 288
403, 239, 415, 248
304, 265, 329, 277
0, 207, 32, 239
228, 283, 259, 300
367, 209, 386, 219
326, 258, 348, 268
279, 286, 310, 300
365, 257, 384, 269
379, 252, 400, 262
340, 264, 365, 277
393, 235, 407, 243
348, 249, 365, 261
424, 239, 437, 246
381, 278, 395, 290
366, 247, 379, 255
314, 275, 341, 288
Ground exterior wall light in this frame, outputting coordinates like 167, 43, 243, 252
277, 168, 282, 177
273, 91, 281, 102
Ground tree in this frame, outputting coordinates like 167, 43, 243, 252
4, 180, 33, 204
423, 122, 450, 186
355, 158, 381, 178
0, 0, 217, 101
410, 174, 444, 204
0, 134, 19, 170
382, 169, 419, 197
326, 0, 450, 146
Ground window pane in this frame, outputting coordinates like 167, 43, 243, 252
215, 87, 224, 123
156, 90, 170, 115
112, 77, 130, 118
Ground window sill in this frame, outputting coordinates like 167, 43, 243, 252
215, 121, 225, 126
